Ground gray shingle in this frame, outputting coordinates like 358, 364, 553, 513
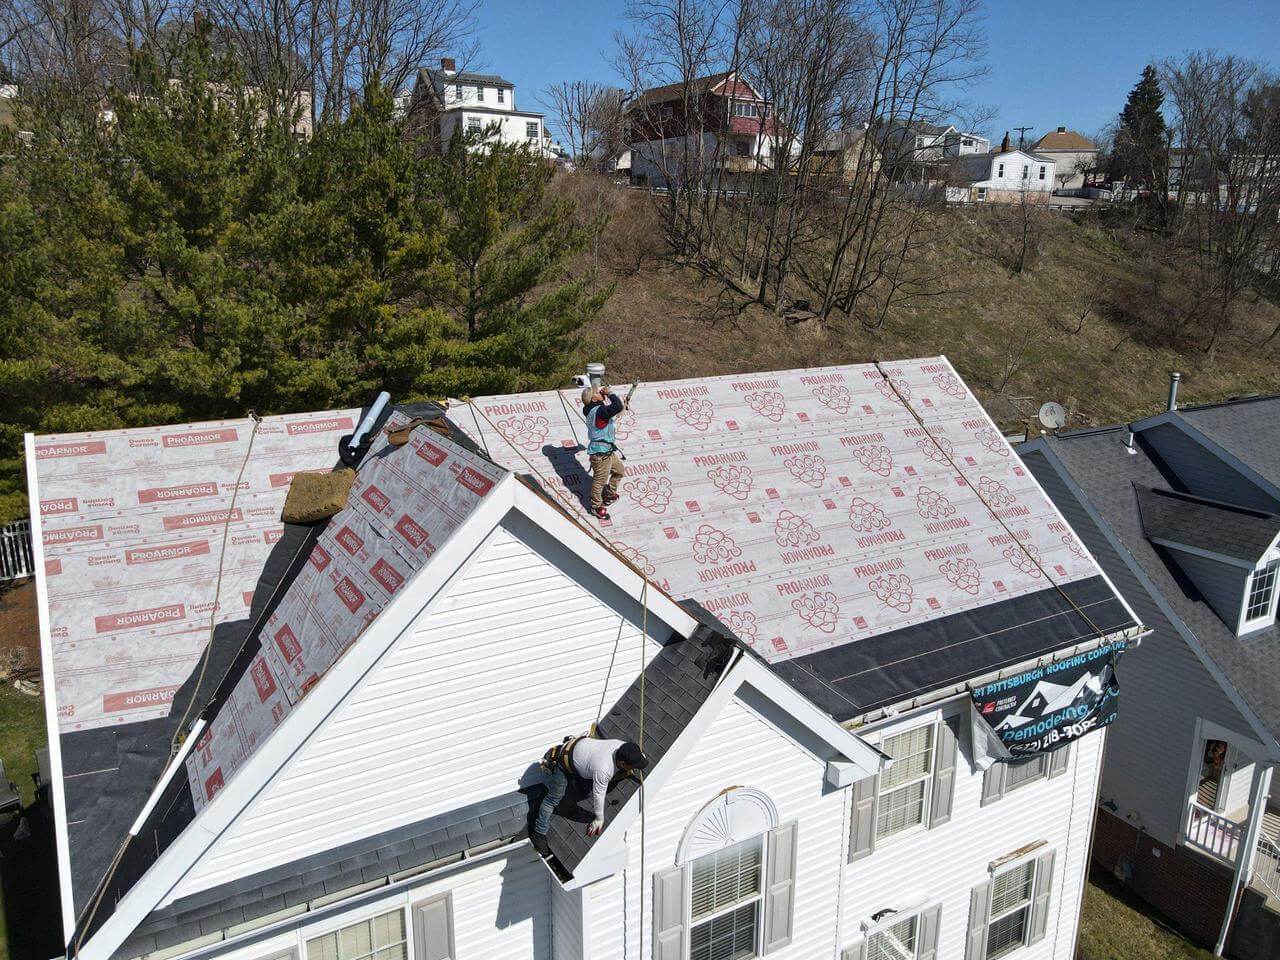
1134, 484, 1280, 563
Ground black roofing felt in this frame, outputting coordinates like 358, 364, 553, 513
115, 791, 532, 960
1134, 484, 1280, 563
544, 623, 733, 875
1031, 428, 1280, 740
773, 576, 1136, 723
66, 402, 453, 942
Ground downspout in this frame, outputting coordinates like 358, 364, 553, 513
1215, 762, 1274, 955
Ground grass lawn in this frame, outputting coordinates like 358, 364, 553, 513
0, 684, 46, 808
1078, 873, 1218, 960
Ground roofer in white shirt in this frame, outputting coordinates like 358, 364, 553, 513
532, 735, 649, 856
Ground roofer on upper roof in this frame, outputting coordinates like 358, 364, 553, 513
531, 735, 649, 857
582, 384, 627, 520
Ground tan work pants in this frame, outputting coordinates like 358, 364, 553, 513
589, 452, 625, 509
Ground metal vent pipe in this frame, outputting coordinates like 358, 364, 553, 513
1167, 372, 1182, 411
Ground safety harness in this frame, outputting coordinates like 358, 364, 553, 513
542, 734, 587, 776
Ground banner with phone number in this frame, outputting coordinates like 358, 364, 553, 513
970, 642, 1123, 763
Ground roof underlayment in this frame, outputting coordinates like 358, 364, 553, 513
451, 358, 1118, 670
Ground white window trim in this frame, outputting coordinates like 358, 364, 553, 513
858, 899, 937, 959
872, 716, 940, 846
1238, 552, 1280, 633
687, 833, 769, 960
302, 904, 409, 960
984, 849, 1042, 960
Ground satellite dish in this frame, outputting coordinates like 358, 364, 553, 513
1038, 401, 1067, 430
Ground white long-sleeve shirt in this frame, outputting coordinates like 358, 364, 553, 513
571, 738, 625, 820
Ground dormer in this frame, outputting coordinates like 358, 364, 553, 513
1135, 484, 1280, 636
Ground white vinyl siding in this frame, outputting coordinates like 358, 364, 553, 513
876, 724, 934, 839
172, 525, 668, 898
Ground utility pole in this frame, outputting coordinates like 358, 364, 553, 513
1014, 125, 1033, 149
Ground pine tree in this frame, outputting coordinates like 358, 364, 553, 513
1112, 65, 1168, 192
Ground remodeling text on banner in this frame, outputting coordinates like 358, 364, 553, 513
971, 642, 1123, 758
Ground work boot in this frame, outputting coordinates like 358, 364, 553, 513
593, 506, 611, 520
531, 832, 551, 857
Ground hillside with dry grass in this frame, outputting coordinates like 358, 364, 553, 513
560, 178, 1280, 430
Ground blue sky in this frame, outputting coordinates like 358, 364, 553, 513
475, 0, 1279, 142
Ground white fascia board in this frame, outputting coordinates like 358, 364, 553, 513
565, 651, 885, 886
24, 433, 76, 945
511, 480, 700, 639
1151, 538, 1256, 571
1020, 438, 1280, 760
944, 358, 1143, 631
1131, 413, 1280, 504
76, 473, 520, 960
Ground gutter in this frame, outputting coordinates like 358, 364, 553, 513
844, 623, 1149, 728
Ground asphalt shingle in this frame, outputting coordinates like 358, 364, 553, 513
1134, 484, 1280, 563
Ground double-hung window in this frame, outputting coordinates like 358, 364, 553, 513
867, 914, 918, 960
689, 836, 764, 960
453, 83, 462, 100
1038, 165, 1046, 180
1244, 559, 1280, 624
497, 87, 505, 104
477, 86, 484, 102
986, 861, 1035, 959
526, 121, 539, 139
876, 724, 934, 839
997, 163, 1004, 178
466, 117, 481, 134
307, 911, 407, 960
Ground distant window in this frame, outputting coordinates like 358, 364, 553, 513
689, 836, 763, 960
962, 138, 973, 147
876, 724, 934, 839
454, 83, 462, 100
307, 911, 406, 960
660, 105, 674, 120
867, 914, 919, 960
986, 860, 1036, 959
1005, 755, 1049, 792
735, 139, 750, 157
497, 87, 505, 103
477, 86, 484, 102
997, 163, 1004, 178
466, 117, 481, 134
977, 187, 988, 201
733, 101, 762, 118
1244, 560, 1280, 622
1038, 165, 1046, 180
526, 121, 539, 139
1021, 164, 1029, 179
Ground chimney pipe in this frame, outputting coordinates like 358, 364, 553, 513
1057, 125, 1066, 133
1124, 430, 1136, 455
440, 57, 456, 74
1167, 372, 1182, 411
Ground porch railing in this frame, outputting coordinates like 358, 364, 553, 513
1186, 801, 1244, 863
1254, 834, 1280, 900
0, 519, 33, 582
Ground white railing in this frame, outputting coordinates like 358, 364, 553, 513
1186, 801, 1245, 863
1253, 834, 1280, 900
0, 519, 33, 582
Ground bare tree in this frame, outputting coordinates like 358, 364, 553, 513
1163, 52, 1280, 355
539, 80, 625, 166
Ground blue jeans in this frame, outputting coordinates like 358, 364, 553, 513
535, 765, 568, 836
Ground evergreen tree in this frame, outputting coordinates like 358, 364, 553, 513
1112, 64, 1168, 192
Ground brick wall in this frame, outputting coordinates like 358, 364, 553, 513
1091, 807, 1234, 947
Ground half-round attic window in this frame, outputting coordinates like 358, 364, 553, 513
677, 787, 779, 865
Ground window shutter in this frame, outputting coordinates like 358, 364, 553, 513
929, 717, 960, 828
1028, 848, 1056, 945
262, 950, 297, 960
965, 880, 991, 960
980, 762, 1006, 806
1048, 743, 1072, 779
653, 866, 687, 960
412, 893, 455, 960
918, 903, 943, 960
841, 941, 867, 960
763, 821, 798, 953
848, 774, 878, 862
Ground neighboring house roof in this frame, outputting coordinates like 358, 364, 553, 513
420, 67, 514, 87
1134, 484, 1280, 565
1176, 395, 1280, 491
1033, 129, 1096, 152
630, 71, 763, 107
451, 357, 1138, 721
1021, 426, 1280, 747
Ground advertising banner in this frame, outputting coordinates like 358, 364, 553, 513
970, 641, 1124, 763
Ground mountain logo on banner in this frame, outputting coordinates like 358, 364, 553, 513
994, 673, 1104, 733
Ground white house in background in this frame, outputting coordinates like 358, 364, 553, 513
908, 123, 990, 163
410, 57, 546, 154
946, 149, 1057, 204
32, 358, 1143, 960
1030, 127, 1097, 191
